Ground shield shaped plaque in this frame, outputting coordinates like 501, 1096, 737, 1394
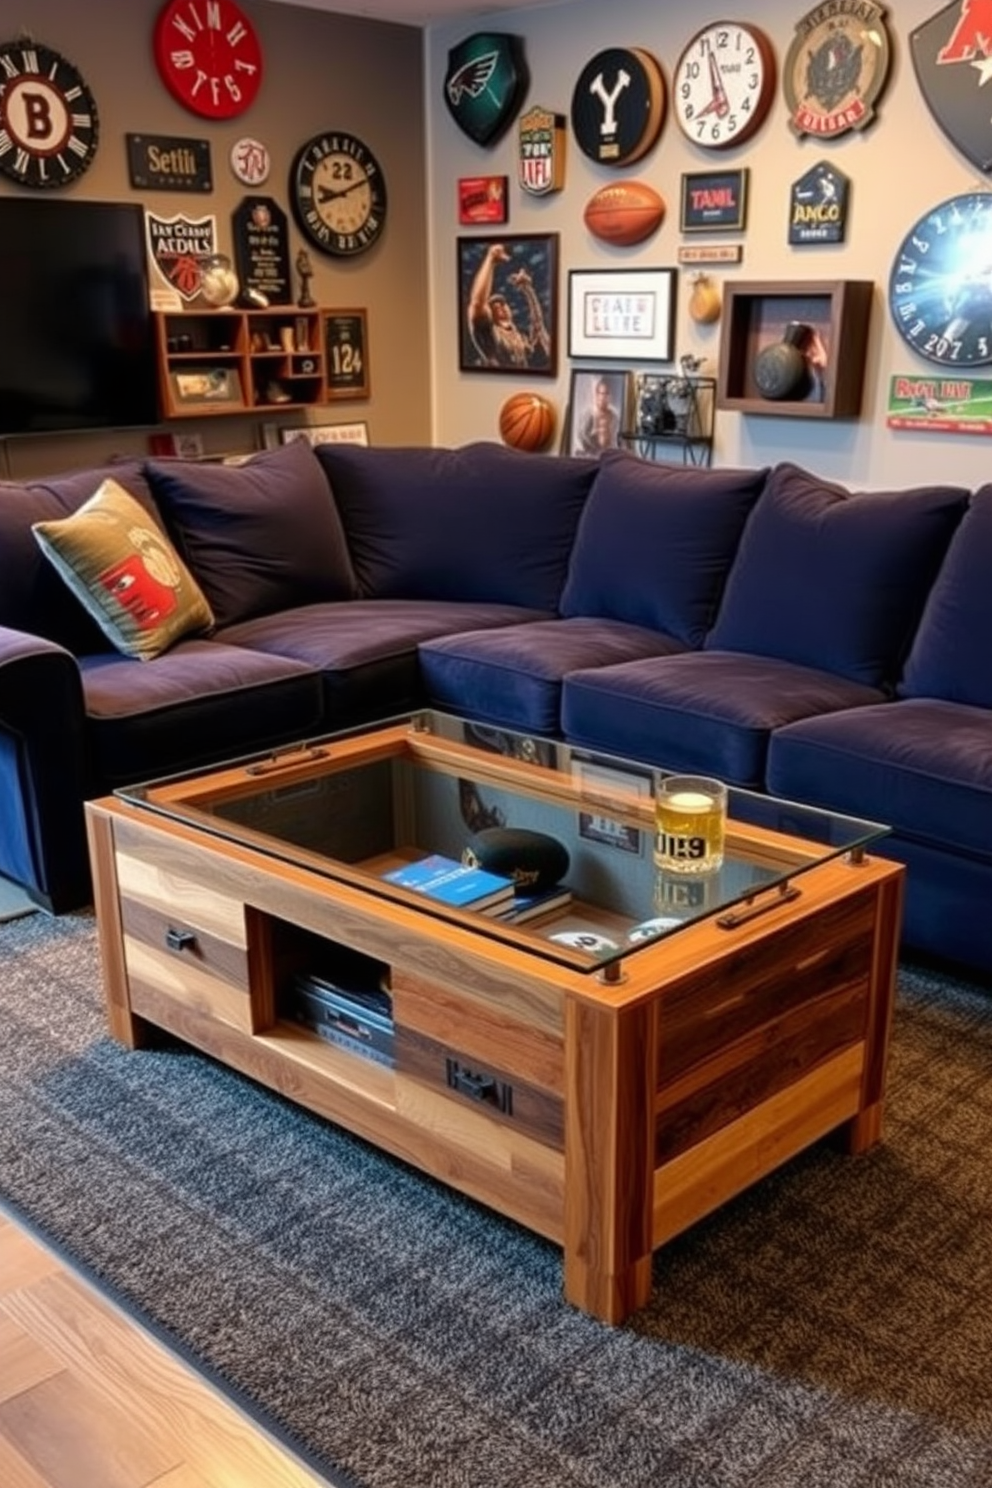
444, 33, 528, 147
912, 1, 992, 172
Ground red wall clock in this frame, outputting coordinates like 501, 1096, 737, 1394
153, 0, 263, 120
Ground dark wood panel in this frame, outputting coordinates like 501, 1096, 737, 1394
656, 980, 867, 1163
120, 896, 249, 990
395, 1026, 564, 1149
657, 891, 875, 1083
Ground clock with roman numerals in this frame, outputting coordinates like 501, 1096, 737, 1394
0, 40, 99, 187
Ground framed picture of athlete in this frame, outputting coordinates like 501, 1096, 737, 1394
565, 369, 632, 458
457, 233, 559, 376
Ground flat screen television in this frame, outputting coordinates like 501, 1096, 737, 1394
0, 197, 159, 436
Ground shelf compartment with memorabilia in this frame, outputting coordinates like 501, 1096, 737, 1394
716, 280, 873, 419
620, 368, 715, 467
155, 309, 324, 418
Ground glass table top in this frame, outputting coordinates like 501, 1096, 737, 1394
115, 710, 889, 976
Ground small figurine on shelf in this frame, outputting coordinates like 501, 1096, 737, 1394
296, 249, 315, 308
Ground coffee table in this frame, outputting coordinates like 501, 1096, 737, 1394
85, 711, 903, 1324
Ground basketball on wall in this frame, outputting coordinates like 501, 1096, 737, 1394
498, 392, 556, 451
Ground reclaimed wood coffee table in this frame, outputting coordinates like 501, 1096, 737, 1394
85, 711, 903, 1324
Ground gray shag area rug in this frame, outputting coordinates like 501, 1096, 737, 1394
2, 909, 992, 1488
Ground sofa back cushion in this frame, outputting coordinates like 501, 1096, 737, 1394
315, 441, 596, 609
32, 478, 214, 661
899, 484, 992, 706
559, 451, 768, 644
145, 439, 357, 629
706, 462, 969, 686
0, 459, 158, 652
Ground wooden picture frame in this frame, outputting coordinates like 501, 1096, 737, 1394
567, 268, 676, 363
279, 422, 369, 448
457, 233, 559, 376
566, 369, 631, 457
322, 309, 370, 400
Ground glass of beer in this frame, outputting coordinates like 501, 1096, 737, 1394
654, 774, 727, 875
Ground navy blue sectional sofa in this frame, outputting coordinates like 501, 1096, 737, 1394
1, 437, 989, 980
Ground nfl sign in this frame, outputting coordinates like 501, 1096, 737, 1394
518, 106, 565, 197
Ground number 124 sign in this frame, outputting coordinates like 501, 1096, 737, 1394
322, 310, 370, 400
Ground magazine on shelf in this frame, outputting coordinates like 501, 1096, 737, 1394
382, 853, 516, 913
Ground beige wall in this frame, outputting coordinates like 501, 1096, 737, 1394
0, 0, 429, 479
426, 0, 992, 490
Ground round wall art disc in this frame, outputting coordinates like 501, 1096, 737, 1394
571, 46, 666, 165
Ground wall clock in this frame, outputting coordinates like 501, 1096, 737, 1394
0, 40, 99, 187
889, 192, 992, 367
290, 132, 387, 257
153, 0, 263, 120
672, 21, 775, 149
783, 0, 891, 138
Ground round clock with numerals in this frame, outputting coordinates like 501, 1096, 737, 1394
290, 131, 387, 257
889, 192, 992, 367
672, 21, 775, 149
0, 40, 99, 187
153, 0, 263, 120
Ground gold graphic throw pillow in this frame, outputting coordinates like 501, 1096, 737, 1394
32, 478, 214, 660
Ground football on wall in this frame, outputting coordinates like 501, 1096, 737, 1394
583, 180, 665, 246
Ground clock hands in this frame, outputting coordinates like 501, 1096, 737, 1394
317, 178, 369, 205
698, 39, 730, 119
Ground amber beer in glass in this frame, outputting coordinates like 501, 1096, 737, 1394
654, 774, 727, 874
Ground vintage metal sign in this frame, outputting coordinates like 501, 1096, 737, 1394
887, 373, 992, 433
783, 1, 892, 138
518, 106, 565, 196
912, 1, 992, 171
444, 33, 527, 146
788, 162, 850, 244
458, 176, 508, 225
145, 212, 217, 301
127, 134, 211, 192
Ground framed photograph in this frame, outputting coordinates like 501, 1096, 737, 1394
457, 233, 558, 376
680, 170, 748, 233
567, 268, 676, 362
458, 175, 508, 226
169, 367, 243, 408
566, 369, 631, 457
280, 422, 369, 448
322, 309, 370, 400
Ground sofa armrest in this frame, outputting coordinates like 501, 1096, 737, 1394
0, 627, 92, 911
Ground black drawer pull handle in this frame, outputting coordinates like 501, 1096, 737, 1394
165, 927, 198, 953
452, 1068, 496, 1101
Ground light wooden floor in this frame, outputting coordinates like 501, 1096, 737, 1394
0, 1202, 333, 1488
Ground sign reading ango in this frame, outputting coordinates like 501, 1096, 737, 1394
582, 292, 656, 340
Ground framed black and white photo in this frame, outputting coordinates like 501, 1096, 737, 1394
566, 369, 631, 457
567, 268, 676, 362
457, 233, 558, 375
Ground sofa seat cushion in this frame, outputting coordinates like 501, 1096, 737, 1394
420, 617, 686, 736
767, 699, 992, 863
79, 641, 323, 788
314, 442, 595, 608
145, 440, 358, 629
706, 462, 969, 687
562, 651, 885, 787
899, 485, 992, 707
33, 479, 215, 661
559, 451, 767, 644
216, 599, 549, 727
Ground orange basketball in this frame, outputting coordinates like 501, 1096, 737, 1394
499, 393, 556, 452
